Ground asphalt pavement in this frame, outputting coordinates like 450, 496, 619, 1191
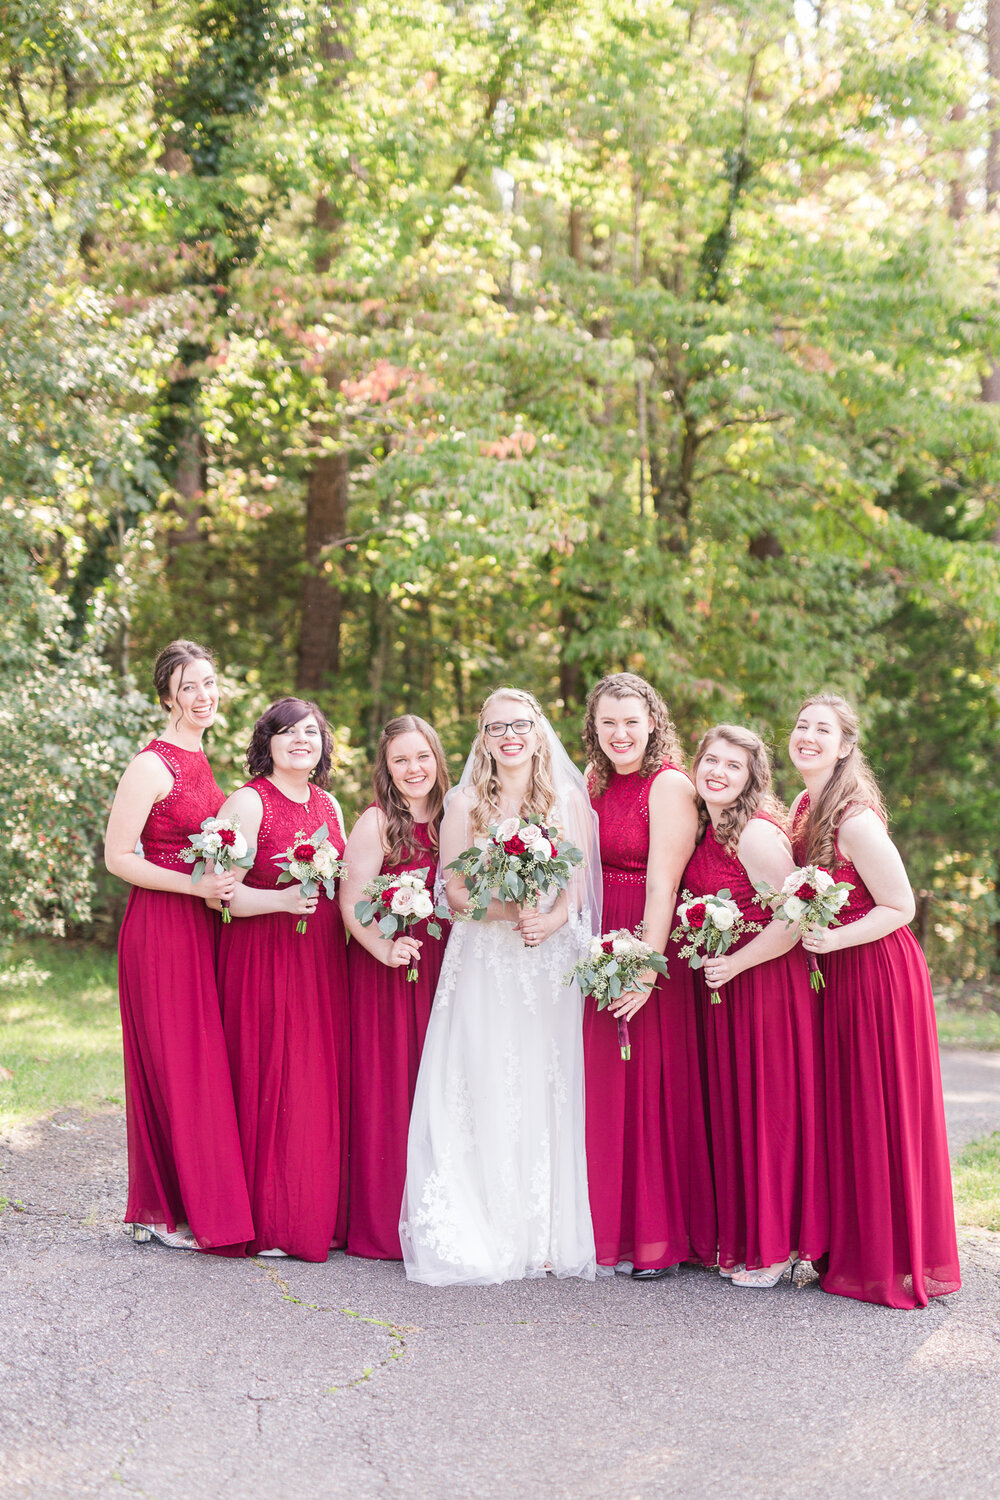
1, 1049, 998, 1500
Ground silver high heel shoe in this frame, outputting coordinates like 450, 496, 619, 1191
126, 1222, 198, 1250
732, 1256, 797, 1289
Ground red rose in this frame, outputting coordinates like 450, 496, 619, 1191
601, 939, 615, 954
293, 842, 316, 862
218, 828, 237, 847
686, 902, 707, 929
794, 881, 818, 902
381, 886, 400, 907
503, 835, 527, 855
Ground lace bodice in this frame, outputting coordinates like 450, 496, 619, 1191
790, 795, 876, 926
591, 765, 679, 885
243, 777, 344, 890
140, 740, 225, 870
682, 815, 779, 950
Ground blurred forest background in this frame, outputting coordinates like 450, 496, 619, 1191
2, 0, 1000, 984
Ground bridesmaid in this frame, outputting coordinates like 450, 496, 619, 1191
215, 697, 350, 1261
340, 715, 450, 1260
789, 693, 961, 1308
582, 673, 715, 1278
689, 725, 828, 1287
104, 639, 253, 1251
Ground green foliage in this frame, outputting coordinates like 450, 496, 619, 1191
951, 1132, 1000, 1232
1, 0, 999, 970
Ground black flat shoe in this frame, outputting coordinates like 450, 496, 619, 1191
631, 1264, 679, 1281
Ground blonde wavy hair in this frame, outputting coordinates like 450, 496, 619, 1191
692, 724, 786, 854
793, 694, 886, 869
583, 672, 685, 797
467, 688, 557, 836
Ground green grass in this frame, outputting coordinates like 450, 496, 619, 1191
934, 1003, 1000, 1051
0, 941, 124, 1132
952, 1132, 1000, 1232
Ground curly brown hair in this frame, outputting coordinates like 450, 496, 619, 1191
245, 697, 334, 788
691, 724, 786, 854
793, 694, 886, 869
372, 715, 450, 863
583, 673, 685, 797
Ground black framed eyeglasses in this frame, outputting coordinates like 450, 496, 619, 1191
484, 719, 535, 738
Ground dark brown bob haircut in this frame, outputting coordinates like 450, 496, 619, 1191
246, 697, 334, 788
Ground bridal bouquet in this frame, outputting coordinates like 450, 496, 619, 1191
672, 889, 761, 1002
272, 822, 345, 935
180, 816, 255, 923
354, 867, 444, 981
565, 927, 669, 1061
447, 814, 584, 928
754, 864, 853, 990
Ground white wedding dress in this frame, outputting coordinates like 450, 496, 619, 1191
400, 784, 599, 1287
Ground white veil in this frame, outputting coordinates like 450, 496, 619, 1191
436, 717, 603, 947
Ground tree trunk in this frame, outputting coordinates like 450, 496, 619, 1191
296, 452, 349, 693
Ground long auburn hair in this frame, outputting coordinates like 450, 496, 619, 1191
468, 688, 556, 836
583, 672, 685, 797
373, 715, 450, 863
793, 693, 886, 869
692, 724, 786, 853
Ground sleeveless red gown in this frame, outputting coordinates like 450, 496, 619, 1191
584, 767, 717, 1271
347, 821, 446, 1260
218, 778, 350, 1260
117, 740, 254, 1249
792, 797, 961, 1308
683, 816, 828, 1272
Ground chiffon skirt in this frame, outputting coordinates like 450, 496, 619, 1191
219, 899, 350, 1261
701, 948, 829, 1272
347, 926, 441, 1259
583, 874, 717, 1270
117, 887, 253, 1250
817, 927, 960, 1309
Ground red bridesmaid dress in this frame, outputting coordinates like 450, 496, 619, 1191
583, 767, 717, 1271
218, 778, 350, 1261
117, 740, 254, 1249
683, 816, 828, 1273
347, 822, 446, 1259
792, 797, 961, 1308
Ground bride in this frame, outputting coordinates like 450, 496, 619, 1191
400, 689, 602, 1286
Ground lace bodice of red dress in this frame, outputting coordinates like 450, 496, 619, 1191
243, 778, 344, 890
140, 740, 225, 871
683, 815, 779, 951
590, 765, 682, 885
790, 795, 875, 926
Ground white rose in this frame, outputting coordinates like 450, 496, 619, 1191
412, 891, 434, 919
495, 816, 522, 843
780, 870, 800, 896
391, 886, 418, 916
813, 868, 835, 892
313, 844, 338, 878
611, 936, 632, 956
399, 870, 427, 890
589, 936, 604, 958
711, 905, 734, 932
782, 895, 805, 922
520, 823, 546, 847
533, 843, 551, 862
201, 818, 221, 833
202, 832, 223, 856
230, 829, 249, 860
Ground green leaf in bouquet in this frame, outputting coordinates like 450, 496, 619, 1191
426, 920, 442, 940
716, 889, 732, 901
690, 953, 704, 969
311, 822, 329, 845
377, 914, 397, 936
608, 976, 622, 998
189, 860, 205, 884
